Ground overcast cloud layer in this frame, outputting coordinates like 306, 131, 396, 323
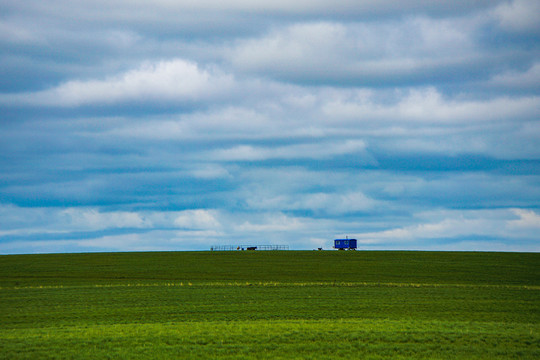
1, 0, 539, 253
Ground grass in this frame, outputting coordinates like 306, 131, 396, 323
0, 251, 539, 359
2, 320, 537, 359
1, 251, 539, 287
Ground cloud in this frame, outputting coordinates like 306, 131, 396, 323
103, 107, 275, 140
226, 18, 478, 85
243, 190, 377, 215
353, 209, 540, 246
489, 62, 540, 91
61, 208, 150, 230
493, 0, 540, 32
288, 191, 377, 215
0, 18, 45, 44
0, 206, 220, 236
508, 209, 540, 229
0, 1, 497, 22
188, 164, 232, 179
209, 140, 367, 161
323, 87, 539, 124
320, 87, 540, 158
0, 206, 159, 237
174, 210, 221, 230
0, 1, 539, 254
2, 59, 233, 106
1, 203, 539, 253
235, 213, 304, 232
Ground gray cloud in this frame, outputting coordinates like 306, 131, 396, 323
493, 0, 540, 32
225, 18, 481, 85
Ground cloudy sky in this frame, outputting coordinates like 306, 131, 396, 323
1, 0, 539, 253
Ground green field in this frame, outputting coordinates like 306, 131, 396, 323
1, 251, 539, 359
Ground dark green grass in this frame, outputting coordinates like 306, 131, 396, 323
1, 251, 539, 359
1, 251, 538, 287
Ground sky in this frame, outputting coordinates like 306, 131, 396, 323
0, 0, 539, 254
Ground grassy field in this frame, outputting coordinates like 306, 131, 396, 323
0, 251, 539, 359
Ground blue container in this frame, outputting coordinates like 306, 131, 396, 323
334, 239, 357, 249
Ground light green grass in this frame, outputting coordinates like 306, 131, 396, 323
0, 251, 539, 359
2, 319, 538, 359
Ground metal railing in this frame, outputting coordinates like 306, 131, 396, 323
211, 245, 289, 251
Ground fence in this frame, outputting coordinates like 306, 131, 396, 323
211, 245, 289, 251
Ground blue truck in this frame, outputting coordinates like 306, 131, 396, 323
334, 238, 357, 250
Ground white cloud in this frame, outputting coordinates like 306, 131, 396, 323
323, 87, 539, 124
0, 205, 222, 236
235, 213, 304, 232
1, 203, 539, 253
316, 191, 376, 214
104, 107, 274, 140
61, 208, 150, 230
489, 62, 540, 90
173, 209, 221, 230
188, 164, 232, 179
2, 59, 233, 106
246, 191, 377, 215
209, 139, 367, 161
179, 107, 276, 138
354, 209, 540, 246
0, 240, 79, 254
83, 82, 540, 160
319, 87, 540, 158
77, 233, 150, 251
508, 209, 540, 229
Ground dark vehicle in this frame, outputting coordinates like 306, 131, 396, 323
333, 239, 357, 250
